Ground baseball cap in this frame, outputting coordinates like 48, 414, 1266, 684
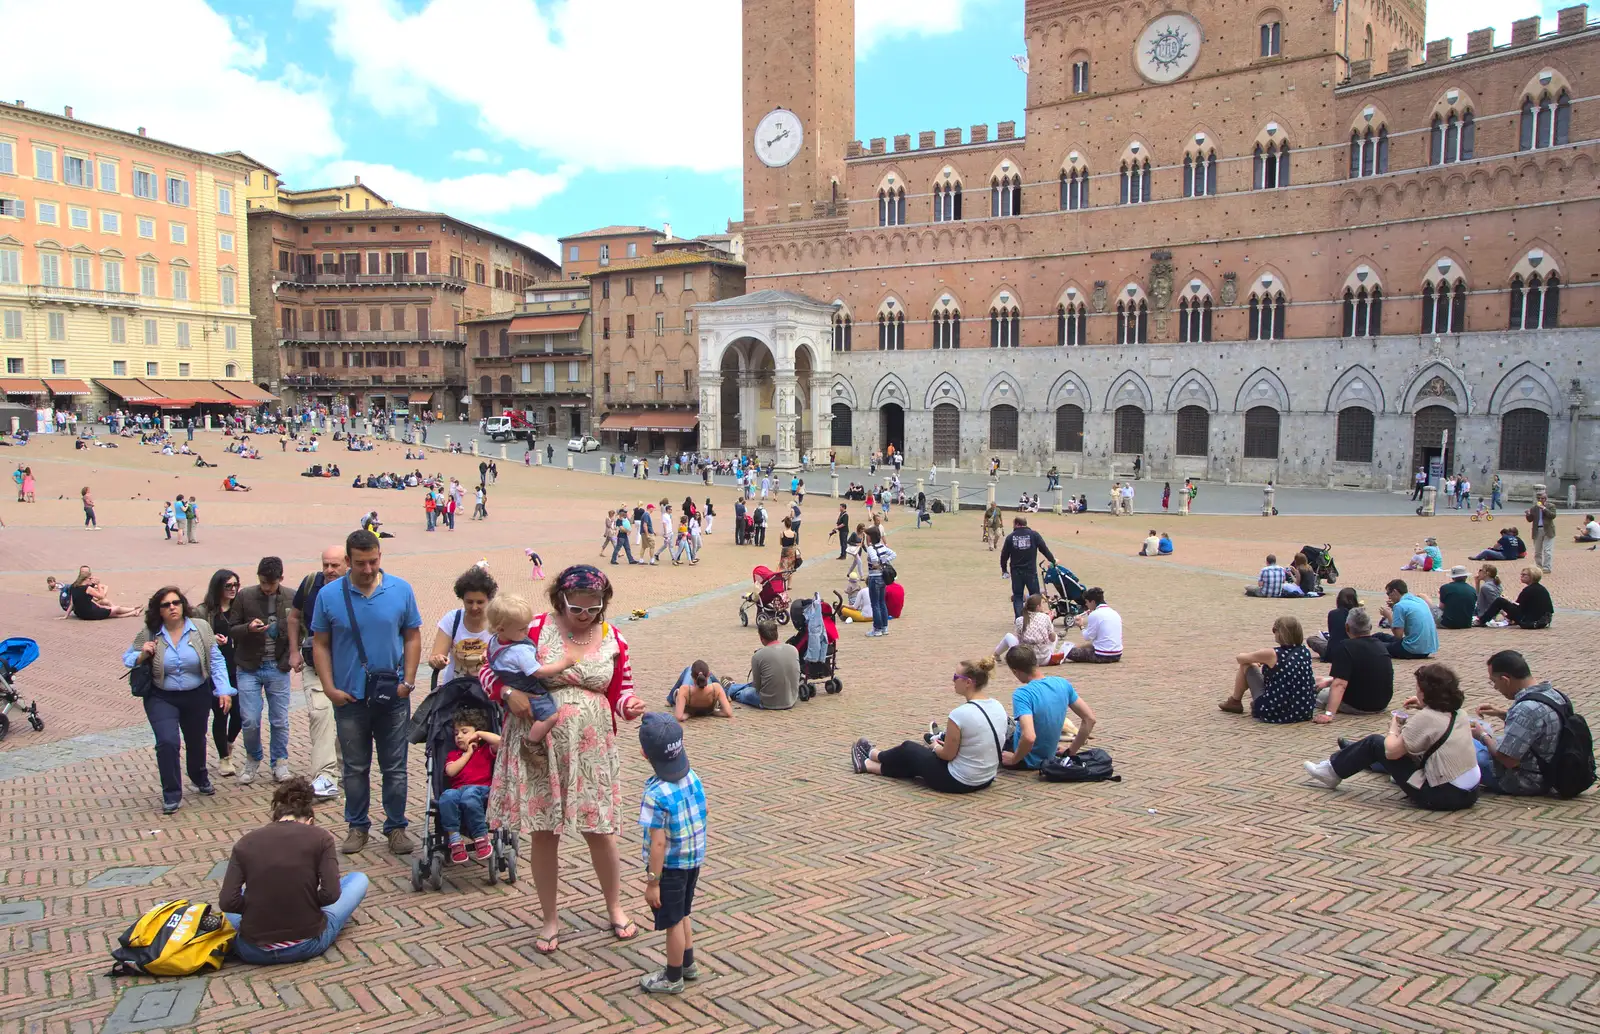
639, 712, 690, 781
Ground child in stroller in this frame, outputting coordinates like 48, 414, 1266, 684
739, 565, 791, 627
789, 594, 843, 698
1041, 563, 1088, 630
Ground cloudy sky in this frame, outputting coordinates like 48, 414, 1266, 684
0, 0, 1566, 262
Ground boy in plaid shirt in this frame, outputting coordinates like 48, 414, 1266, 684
637, 712, 707, 994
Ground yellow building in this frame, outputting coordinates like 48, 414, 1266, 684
220, 152, 392, 215
0, 103, 265, 415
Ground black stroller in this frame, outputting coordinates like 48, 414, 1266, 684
407, 676, 518, 891
1300, 544, 1339, 584
788, 594, 842, 700
1041, 563, 1088, 630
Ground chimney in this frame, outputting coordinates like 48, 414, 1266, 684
63, 105, 73, 118
13, 100, 23, 108
353, 174, 361, 185
663, 222, 673, 239
138, 127, 146, 137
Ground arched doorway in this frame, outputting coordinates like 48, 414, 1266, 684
1412, 404, 1457, 478
830, 402, 853, 448
932, 403, 961, 466
879, 403, 904, 455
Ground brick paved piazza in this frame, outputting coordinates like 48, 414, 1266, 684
1, 433, 1596, 1034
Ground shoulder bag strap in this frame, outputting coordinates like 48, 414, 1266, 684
962, 700, 1004, 759
1417, 710, 1458, 779
341, 579, 370, 674
450, 608, 463, 639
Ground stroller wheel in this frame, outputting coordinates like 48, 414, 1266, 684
739, 609, 749, 627
503, 847, 518, 884
27, 714, 41, 732
776, 609, 790, 626
826, 678, 842, 695
0, 713, 8, 743
410, 856, 426, 892
428, 853, 445, 891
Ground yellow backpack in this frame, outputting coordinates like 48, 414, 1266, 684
109, 899, 235, 977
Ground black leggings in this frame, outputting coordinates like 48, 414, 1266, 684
212, 650, 240, 757
1328, 733, 1478, 811
876, 741, 989, 794
1479, 597, 1552, 629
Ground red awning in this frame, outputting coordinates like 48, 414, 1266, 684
601, 410, 697, 432
94, 378, 166, 402
407, 391, 434, 404
43, 378, 91, 395
510, 313, 585, 335
216, 381, 277, 404
0, 378, 47, 395
598, 412, 642, 430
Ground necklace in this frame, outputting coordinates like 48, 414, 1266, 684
565, 627, 597, 645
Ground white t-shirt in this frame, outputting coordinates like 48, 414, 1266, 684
847, 586, 871, 618
946, 698, 1007, 786
1586, 520, 1600, 539
1082, 604, 1124, 656
435, 608, 493, 684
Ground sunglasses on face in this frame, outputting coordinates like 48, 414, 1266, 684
952, 673, 971, 682
565, 603, 603, 617
160, 599, 184, 609
224, 581, 240, 589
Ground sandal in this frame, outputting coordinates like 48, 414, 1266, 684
535, 934, 560, 955
611, 919, 638, 941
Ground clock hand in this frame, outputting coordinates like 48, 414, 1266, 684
766, 128, 790, 147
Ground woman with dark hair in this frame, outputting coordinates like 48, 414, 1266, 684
1307, 587, 1362, 660
221, 776, 368, 964
428, 564, 499, 686
194, 569, 243, 776
778, 515, 798, 551
1303, 663, 1480, 810
123, 586, 234, 813
480, 565, 646, 954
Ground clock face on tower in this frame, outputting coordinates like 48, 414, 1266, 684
1134, 13, 1203, 84
754, 109, 803, 168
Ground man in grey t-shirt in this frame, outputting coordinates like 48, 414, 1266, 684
726, 620, 801, 710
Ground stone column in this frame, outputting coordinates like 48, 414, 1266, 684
774, 368, 799, 469
812, 380, 829, 462
831, 473, 839, 499
1055, 486, 1065, 514
950, 480, 960, 514
1561, 382, 1586, 498
740, 371, 759, 451
700, 371, 722, 456
986, 481, 996, 507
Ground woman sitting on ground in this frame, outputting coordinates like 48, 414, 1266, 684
1473, 565, 1503, 624
72, 569, 140, 620
1219, 615, 1316, 723
1306, 587, 1361, 661
1302, 663, 1480, 811
1402, 537, 1444, 572
1475, 566, 1554, 629
850, 657, 1007, 794
1291, 553, 1321, 596
221, 776, 369, 964
993, 594, 1064, 667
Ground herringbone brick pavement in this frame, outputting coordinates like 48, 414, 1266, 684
1, 434, 1597, 1033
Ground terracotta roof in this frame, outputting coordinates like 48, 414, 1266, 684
275, 208, 557, 270
585, 251, 744, 275
559, 225, 663, 241
280, 182, 393, 204
216, 151, 281, 176
457, 309, 522, 325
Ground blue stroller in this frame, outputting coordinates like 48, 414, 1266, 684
0, 638, 44, 741
1041, 564, 1087, 630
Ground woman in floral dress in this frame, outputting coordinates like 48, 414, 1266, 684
480, 565, 645, 954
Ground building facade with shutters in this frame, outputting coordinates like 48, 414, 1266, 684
716, 0, 1599, 492
249, 207, 558, 419
462, 281, 594, 438
0, 102, 258, 415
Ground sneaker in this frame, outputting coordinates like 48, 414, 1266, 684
386, 828, 418, 855
237, 758, 260, 785
450, 839, 469, 864
681, 962, 701, 982
310, 774, 340, 800
640, 969, 684, 995
217, 756, 236, 778
272, 760, 291, 783
340, 828, 369, 854
923, 721, 941, 745
162, 799, 181, 815
195, 782, 216, 796
851, 737, 873, 774
1303, 759, 1341, 789
472, 836, 493, 861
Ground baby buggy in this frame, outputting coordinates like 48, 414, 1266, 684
738, 565, 791, 627
1299, 544, 1339, 584
790, 594, 842, 700
1041, 563, 1087, 630
407, 675, 518, 891
0, 638, 44, 741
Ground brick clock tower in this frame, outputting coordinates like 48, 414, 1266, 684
742, 0, 855, 226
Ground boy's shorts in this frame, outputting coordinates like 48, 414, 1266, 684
651, 865, 700, 930
491, 667, 557, 721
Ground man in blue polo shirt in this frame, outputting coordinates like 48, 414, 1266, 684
999, 647, 1095, 769
1375, 578, 1437, 659
311, 529, 423, 856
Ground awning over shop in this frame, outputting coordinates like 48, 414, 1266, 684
43, 379, 91, 395
94, 378, 167, 403
217, 381, 277, 404
139, 380, 240, 405
0, 378, 47, 395
406, 391, 434, 404
599, 410, 697, 432
510, 313, 585, 335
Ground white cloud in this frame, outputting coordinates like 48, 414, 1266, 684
451, 147, 498, 164
0, 0, 341, 175
1421, 1, 1559, 55
313, 161, 571, 218
857, 0, 973, 52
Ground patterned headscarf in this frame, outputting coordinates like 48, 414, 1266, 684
554, 564, 609, 597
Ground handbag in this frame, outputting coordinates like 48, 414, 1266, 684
128, 657, 154, 698
341, 579, 400, 707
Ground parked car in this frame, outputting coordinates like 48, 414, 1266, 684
566, 435, 601, 453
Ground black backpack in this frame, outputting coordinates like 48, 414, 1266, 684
1040, 747, 1120, 783
1526, 691, 1596, 799
58, 584, 71, 612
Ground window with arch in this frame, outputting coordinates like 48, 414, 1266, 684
1116, 298, 1148, 344
1120, 158, 1151, 204
1509, 273, 1560, 331
830, 403, 853, 447
878, 185, 906, 226
1260, 19, 1281, 57
1178, 295, 1213, 342
989, 305, 1020, 348
1342, 286, 1382, 337
224, 362, 237, 378
932, 180, 962, 222
1175, 405, 1209, 457
1113, 405, 1145, 454
477, 328, 489, 357
877, 310, 905, 350
499, 375, 513, 394
1336, 407, 1375, 463
1243, 406, 1280, 458
1430, 111, 1475, 165
1057, 302, 1087, 346
498, 328, 510, 356
1060, 166, 1089, 210
1248, 291, 1287, 340
478, 375, 491, 394
1254, 141, 1289, 188
1183, 150, 1218, 197
831, 313, 853, 352
1055, 404, 1084, 452
991, 173, 1021, 217
932, 304, 961, 349
1520, 89, 1571, 151
1071, 59, 1089, 94
1363, 24, 1374, 61
989, 404, 1019, 450
1499, 409, 1550, 472
1349, 126, 1388, 177
1421, 278, 1468, 334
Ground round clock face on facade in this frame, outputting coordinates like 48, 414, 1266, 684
754, 109, 803, 168
1135, 13, 1202, 84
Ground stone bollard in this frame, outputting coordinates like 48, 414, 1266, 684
950, 480, 960, 514
1327, 473, 1336, 489
986, 481, 996, 508
1007, 459, 1015, 477
204, 414, 212, 431
831, 474, 839, 499
8, 417, 17, 434
500, 443, 508, 460
1386, 474, 1394, 493
1055, 486, 1064, 514
1569, 484, 1578, 508
567, 454, 574, 470
162, 416, 171, 431
1419, 485, 1437, 516
1035, 460, 1041, 477
1072, 463, 1080, 478
471, 440, 479, 456
916, 477, 925, 502
445, 435, 452, 451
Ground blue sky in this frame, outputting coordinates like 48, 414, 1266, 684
1, 0, 1566, 262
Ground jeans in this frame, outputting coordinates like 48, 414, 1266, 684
1473, 740, 1505, 793
1328, 733, 1477, 811
237, 665, 292, 764
1372, 633, 1432, 660
437, 784, 490, 837
226, 872, 368, 965
144, 688, 214, 805
868, 573, 889, 632
426, 510, 437, 530
1010, 567, 1041, 618
1470, 549, 1507, 561
612, 536, 638, 564
727, 682, 762, 708
335, 696, 410, 832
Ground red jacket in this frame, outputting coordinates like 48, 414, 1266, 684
478, 614, 637, 732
